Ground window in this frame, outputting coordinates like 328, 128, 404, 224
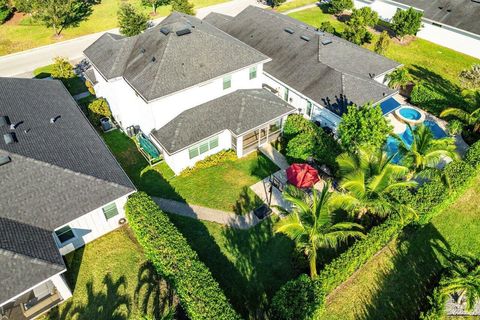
55, 226, 75, 243
306, 101, 312, 117
103, 202, 119, 220
223, 75, 231, 90
284, 88, 289, 101
188, 136, 220, 159
269, 119, 282, 133
249, 66, 257, 80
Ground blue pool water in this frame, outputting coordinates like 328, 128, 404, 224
399, 107, 422, 120
385, 120, 447, 163
380, 97, 401, 115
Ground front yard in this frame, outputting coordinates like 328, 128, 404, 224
318, 173, 480, 319
102, 129, 279, 214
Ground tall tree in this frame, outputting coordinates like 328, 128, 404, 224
338, 103, 393, 152
374, 30, 391, 55
395, 124, 458, 174
141, 0, 168, 14
118, 3, 148, 37
275, 184, 364, 278
32, 0, 93, 36
440, 91, 480, 133
349, 7, 378, 27
331, 147, 417, 219
385, 67, 413, 90
328, 0, 353, 14
391, 7, 423, 42
171, 0, 195, 15
459, 64, 480, 89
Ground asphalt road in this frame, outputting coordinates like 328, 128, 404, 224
0, 0, 265, 77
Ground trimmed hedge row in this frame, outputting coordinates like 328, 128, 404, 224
125, 192, 240, 320
272, 156, 479, 319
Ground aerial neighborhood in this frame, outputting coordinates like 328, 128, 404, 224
0, 0, 479, 319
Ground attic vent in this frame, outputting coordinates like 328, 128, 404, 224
0, 155, 10, 166
140, 48, 146, 54
300, 35, 310, 42
438, 6, 443, 9
151, 57, 156, 63
321, 39, 332, 45
176, 28, 191, 36
446, 9, 451, 12
50, 115, 61, 123
0, 116, 10, 127
3, 133, 16, 145
284, 28, 294, 34
160, 27, 170, 35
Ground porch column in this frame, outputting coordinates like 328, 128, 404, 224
50, 274, 72, 300
236, 136, 243, 158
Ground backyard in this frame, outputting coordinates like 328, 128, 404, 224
318, 173, 480, 319
102, 129, 279, 214
0, 0, 229, 56
33, 64, 89, 96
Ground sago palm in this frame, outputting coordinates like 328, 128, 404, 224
274, 184, 364, 278
440, 258, 480, 312
385, 67, 412, 90
395, 124, 458, 174
331, 147, 417, 219
440, 107, 480, 133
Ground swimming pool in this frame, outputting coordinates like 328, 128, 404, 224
399, 107, 421, 120
385, 120, 448, 163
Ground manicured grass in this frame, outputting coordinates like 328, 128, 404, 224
0, 0, 229, 56
274, 0, 318, 13
287, 5, 345, 32
102, 129, 279, 213
168, 214, 298, 318
33, 64, 89, 96
319, 173, 480, 319
41, 227, 179, 320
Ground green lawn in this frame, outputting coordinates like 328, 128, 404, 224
33, 64, 89, 96
287, 6, 346, 32
318, 173, 480, 319
102, 129, 279, 214
0, 0, 229, 56
274, 0, 318, 13
168, 214, 298, 318
41, 227, 180, 320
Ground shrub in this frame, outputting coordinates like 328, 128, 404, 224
51, 57, 75, 81
414, 179, 447, 215
319, 21, 335, 34
419, 287, 446, 320
391, 7, 423, 41
85, 80, 96, 95
349, 7, 378, 27
14, 0, 33, 13
171, 0, 195, 15
180, 150, 237, 176
410, 84, 447, 115
443, 160, 475, 190
465, 140, 480, 168
286, 131, 317, 163
447, 119, 463, 136
87, 98, 111, 126
0, 0, 12, 24
341, 24, 372, 45
271, 275, 324, 320
125, 192, 240, 320
374, 30, 391, 55
328, 0, 353, 14
283, 114, 316, 140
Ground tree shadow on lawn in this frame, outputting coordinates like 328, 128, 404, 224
358, 223, 450, 320
232, 186, 265, 215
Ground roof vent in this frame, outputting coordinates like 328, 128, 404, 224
160, 27, 170, 35
446, 9, 451, 12
321, 39, 333, 45
0, 116, 10, 127
50, 115, 61, 123
140, 48, 146, 54
176, 28, 191, 36
438, 6, 443, 9
300, 35, 310, 42
472, 0, 480, 3
0, 155, 11, 166
3, 133, 16, 145
151, 56, 156, 63
284, 28, 294, 34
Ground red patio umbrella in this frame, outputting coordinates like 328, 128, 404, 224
286, 163, 320, 188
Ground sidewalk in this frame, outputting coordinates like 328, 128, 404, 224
259, 143, 290, 170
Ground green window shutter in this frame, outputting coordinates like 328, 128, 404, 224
199, 142, 209, 154
209, 136, 219, 149
284, 88, 289, 101
249, 66, 257, 80
55, 226, 75, 243
306, 101, 312, 116
223, 75, 231, 90
189, 147, 199, 159
103, 202, 119, 220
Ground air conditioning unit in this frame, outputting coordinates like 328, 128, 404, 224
118, 218, 127, 225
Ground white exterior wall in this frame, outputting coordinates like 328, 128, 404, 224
93, 64, 264, 134
157, 130, 232, 175
353, 0, 480, 59
54, 194, 132, 256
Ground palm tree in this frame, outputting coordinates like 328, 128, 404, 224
440, 90, 480, 133
331, 147, 417, 219
274, 184, 364, 278
385, 67, 413, 90
395, 124, 458, 174
440, 257, 480, 312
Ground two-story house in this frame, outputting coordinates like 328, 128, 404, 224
0, 78, 136, 319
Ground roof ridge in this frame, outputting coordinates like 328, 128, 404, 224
147, 33, 174, 100
0, 248, 65, 269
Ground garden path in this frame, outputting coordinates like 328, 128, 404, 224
259, 144, 289, 170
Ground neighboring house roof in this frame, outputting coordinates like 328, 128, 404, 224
151, 89, 295, 154
0, 77, 135, 304
84, 12, 269, 102
390, 0, 480, 35
205, 7, 399, 115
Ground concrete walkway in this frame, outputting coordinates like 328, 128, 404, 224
281, 2, 319, 14
259, 144, 290, 170
152, 197, 261, 229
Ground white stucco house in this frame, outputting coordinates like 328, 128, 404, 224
84, 7, 400, 174
353, 0, 480, 59
0, 78, 136, 319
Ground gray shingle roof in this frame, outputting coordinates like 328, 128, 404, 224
84, 12, 269, 102
0, 78, 135, 303
205, 7, 399, 115
151, 89, 295, 154
392, 0, 480, 35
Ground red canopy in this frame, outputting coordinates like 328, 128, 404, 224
286, 163, 320, 188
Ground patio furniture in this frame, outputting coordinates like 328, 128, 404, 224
253, 204, 272, 219
286, 163, 320, 188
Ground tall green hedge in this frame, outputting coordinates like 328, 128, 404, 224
125, 192, 240, 320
